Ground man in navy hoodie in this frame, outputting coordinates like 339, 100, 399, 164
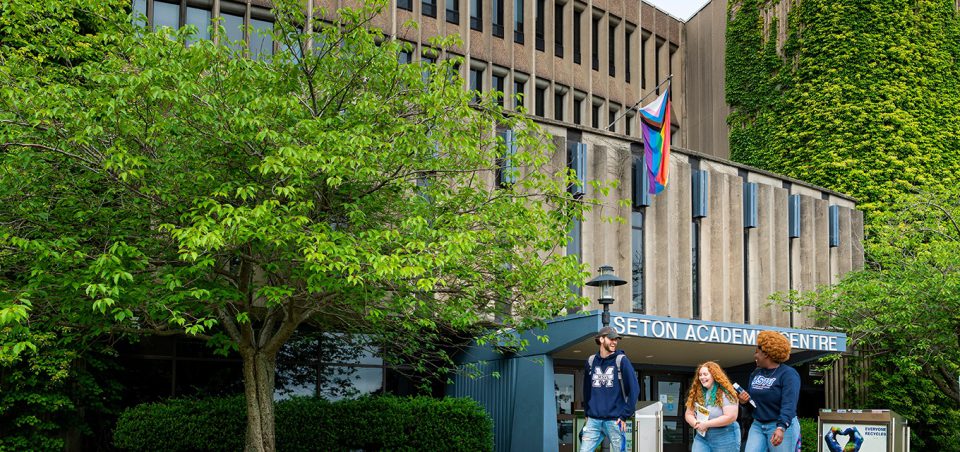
580, 326, 640, 452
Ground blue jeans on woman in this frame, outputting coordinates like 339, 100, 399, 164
579, 417, 626, 452
744, 418, 801, 452
692, 421, 741, 452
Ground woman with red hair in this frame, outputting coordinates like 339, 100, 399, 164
684, 361, 741, 451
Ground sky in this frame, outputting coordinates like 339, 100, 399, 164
644, 0, 711, 21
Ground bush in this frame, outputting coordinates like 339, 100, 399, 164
799, 417, 818, 452
113, 395, 247, 451
114, 395, 493, 452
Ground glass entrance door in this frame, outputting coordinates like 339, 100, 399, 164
555, 370, 577, 452
645, 373, 690, 452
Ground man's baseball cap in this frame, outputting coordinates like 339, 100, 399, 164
597, 326, 621, 340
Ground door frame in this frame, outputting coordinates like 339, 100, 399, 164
642, 370, 692, 452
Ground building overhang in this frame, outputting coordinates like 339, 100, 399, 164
460, 310, 847, 369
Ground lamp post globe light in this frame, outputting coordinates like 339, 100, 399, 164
585, 265, 627, 327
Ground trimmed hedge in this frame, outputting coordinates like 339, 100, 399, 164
114, 395, 493, 451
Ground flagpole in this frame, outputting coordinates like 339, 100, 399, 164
606, 74, 672, 132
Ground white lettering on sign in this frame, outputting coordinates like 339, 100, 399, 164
610, 316, 843, 351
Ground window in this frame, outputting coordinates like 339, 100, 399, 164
630, 155, 647, 313
497, 129, 517, 187
513, 72, 527, 110
185, 6, 211, 43
554, 1, 564, 56
132, 2, 278, 54
554, 85, 567, 121
470, 0, 482, 30
250, 19, 274, 60
567, 141, 587, 197
625, 25, 634, 83
573, 7, 582, 64
222, 12, 245, 51
153, 0, 179, 30
642, 30, 650, 89
535, 84, 546, 117
567, 219, 582, 297
692, 219, 701, 318
423, 0, 437, 17
399, 0, 413, 10
608, 19, 617, 77
421, 54, 437, 84
670, 43, 678, 82
591, 98, 602, 129
469, 61, 484, 103
591, 12, 600, 71
493, 0, 505, 37
631, 209, 645, 313
133, 0, 147, 22
625, 112, 634, 136
492, 68, 507, 107
608, 104, 619, 132
655, 37, 664, 88
446, 0, 460, 24
399, 48, 413, 64
514, 0, 524, 44
573, 91, 585, 125
274, 332, 423, 402
535, 0, 545, 51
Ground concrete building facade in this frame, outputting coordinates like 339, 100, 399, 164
130, 1, 865, 450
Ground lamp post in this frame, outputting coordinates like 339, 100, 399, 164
585, 265, 627, 327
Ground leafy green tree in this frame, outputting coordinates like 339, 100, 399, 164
788, 187, 960, 448
0, 1, 589, 450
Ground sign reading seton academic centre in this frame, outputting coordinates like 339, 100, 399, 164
611, 313, 846, 352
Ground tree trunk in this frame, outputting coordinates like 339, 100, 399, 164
241, 348, 278, 452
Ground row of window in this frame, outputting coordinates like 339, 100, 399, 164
132, 0, 673, 137
133, 0, 275, 58
401, 0, 678, 89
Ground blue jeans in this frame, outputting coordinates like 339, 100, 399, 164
692, 422, 741, 452
579, 417, 626, 452
744, 418, 801, 452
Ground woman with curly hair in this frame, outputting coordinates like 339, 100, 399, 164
683, 361, 741, 451
738, 330, 802, 452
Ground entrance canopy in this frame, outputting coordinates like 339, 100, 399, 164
554, 311, 846, 368
461, 310, 847, 368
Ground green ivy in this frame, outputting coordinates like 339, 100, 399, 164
726, 0, 960, 237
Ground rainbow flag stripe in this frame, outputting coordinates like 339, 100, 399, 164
640, 86, 671, 195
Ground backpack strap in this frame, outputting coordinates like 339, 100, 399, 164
616, 354, 627, 404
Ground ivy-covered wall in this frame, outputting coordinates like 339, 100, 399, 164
726, 0, 960, 236
725, 1, 960, 447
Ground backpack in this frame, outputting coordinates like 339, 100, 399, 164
587, 353, 628, 403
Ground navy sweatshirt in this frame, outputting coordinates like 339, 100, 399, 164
582, 351, 640, 421
747, 364, 800, 429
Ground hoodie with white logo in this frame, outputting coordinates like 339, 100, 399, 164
581, 350, 640, 421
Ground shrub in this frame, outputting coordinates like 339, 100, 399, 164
799, 417, 818, 452
115, 395, 493, 452
113, 395, 246, 451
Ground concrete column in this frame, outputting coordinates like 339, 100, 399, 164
700, 167, 744, 323
646, 155, 691, 317
748, 183, 789, 326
